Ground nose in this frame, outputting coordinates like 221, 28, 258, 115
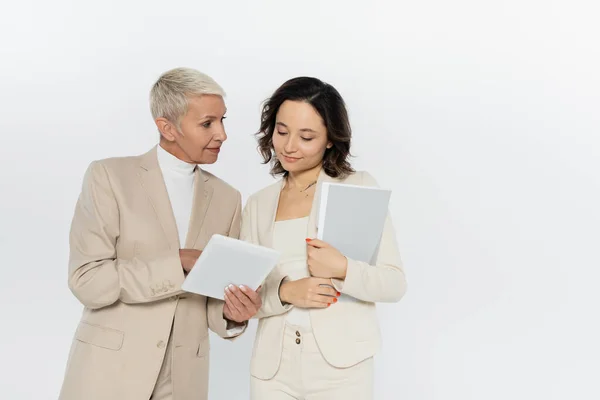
283, 135, 297, 154
215, 124, 227, 142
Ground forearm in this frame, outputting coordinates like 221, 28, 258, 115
331, 258, 406, 303
68, 249, 185, 309
255, 274, 292, 319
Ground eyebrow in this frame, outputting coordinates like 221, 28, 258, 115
200, 113, 227, 120
199, 108, 227, 120
276, 122, 318, 133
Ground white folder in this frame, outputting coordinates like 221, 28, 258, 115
181, 234, 280, 300
317, 182, 391, 265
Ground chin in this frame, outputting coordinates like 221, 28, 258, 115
198, 154, 219, 164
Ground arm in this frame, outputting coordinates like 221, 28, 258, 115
239, 197, 292, 319
330, 172, 407, 303
207, 192, 247, 339
68, 161, 185, 310
254, 270, 292, 319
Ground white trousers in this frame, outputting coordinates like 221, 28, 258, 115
250, 323, 374, 400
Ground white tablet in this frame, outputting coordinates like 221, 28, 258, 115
181, 234, 280, 300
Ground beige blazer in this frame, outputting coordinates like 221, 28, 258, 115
59, 146, 244, 400
240, 169, 407, 380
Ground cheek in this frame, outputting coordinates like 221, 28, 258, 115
184, 127, 212, 147
301, 141, 328, 159
272, 135, 284, 152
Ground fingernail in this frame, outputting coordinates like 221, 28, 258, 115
327, 303, 331, 307
225, 286, 230, 292
333, 298, 338, 303
305, 238, 312, 242
337, 292, 341, 297
239, 285, 246, 290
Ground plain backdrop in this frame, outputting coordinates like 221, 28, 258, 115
1, 0, 599, 399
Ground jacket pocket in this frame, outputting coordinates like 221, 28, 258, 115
197, 336, 210, 357
75, 321, 124, 351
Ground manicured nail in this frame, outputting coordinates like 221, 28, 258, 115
305, 238, 312, 242
337, 292, 341, 297
333, 298, 338, 303
225, 286, 230, 292
239, 285, 247, 291
327, 303, 331, 307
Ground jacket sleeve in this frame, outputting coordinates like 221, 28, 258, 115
330, 171, 407, 303
239, 196, 292, 319
207, 192, 247, 339
68, 161, 186, 310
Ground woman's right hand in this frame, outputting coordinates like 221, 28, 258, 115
279, 277, 340, 308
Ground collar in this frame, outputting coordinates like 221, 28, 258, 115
156, 144, 196, 175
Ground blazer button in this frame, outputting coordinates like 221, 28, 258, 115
295, 338, 301, 345
295, 331, 301, 337
157, 341, 166, 349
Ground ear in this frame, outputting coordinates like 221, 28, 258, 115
155, 118, 178, 142
326, 141, 333, 149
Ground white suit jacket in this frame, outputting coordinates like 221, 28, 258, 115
240, 169, 407, 379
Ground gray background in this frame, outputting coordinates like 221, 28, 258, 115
1, 0, 598, 399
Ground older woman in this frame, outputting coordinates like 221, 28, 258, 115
58, 67, 261, 400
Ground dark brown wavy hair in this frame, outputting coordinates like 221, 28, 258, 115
256, 77, 354, 178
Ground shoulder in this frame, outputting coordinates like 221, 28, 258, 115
82, 154, 140, 185
95, 154, 139, 172
246, 179, 282, 206
339, 170, 379, 187
202, 170, 241, 202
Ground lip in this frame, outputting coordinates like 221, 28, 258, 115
281, 155, 300, 163
207, 148, 221, 154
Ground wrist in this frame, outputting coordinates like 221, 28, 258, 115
279, 281, 290, 304
335, 257, 348, 279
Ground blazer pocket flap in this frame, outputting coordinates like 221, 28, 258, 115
76, 322, 124, 351
197, 338, 210, 357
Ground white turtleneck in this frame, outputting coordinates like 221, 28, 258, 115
156, 145, 244, 334
156, 144, 196, 246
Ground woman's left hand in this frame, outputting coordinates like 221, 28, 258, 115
306, 239, 348, 279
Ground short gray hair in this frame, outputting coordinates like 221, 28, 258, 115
150, 67, 225, 125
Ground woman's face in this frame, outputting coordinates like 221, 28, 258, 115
272, 100, 332, 174
157, 94, 227, 164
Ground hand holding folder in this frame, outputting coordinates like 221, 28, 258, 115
316, 182, 391, 265
313, 182, 392, 302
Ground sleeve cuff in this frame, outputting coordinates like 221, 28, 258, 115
330, 256, 356, 294
225, 320, 247, 337
277, 276, 294, 311
330, 278, 344, 292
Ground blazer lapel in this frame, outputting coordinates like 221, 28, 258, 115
185, 168, 213, 249
137, 146, 180, 250
260, 179, 285, 248
307, 168, 337, 239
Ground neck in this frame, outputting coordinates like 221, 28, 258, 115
159, 140, 194, 164
286, 164, 321, 189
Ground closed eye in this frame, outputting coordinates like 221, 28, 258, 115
277, 131, 288, 135
301, 137, 313, 141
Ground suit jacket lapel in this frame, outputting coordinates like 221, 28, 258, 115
185, 168, 213, 249
137, 146, 180, 250
307, 169, 337, 239
260, 179, 284, 248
